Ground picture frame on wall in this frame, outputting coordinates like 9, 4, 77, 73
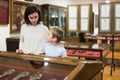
0, 0, 9, 24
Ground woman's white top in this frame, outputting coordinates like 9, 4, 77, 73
19, 23, 48, 55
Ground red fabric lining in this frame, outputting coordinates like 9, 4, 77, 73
67, 49, 100, 57
0, 63, 66, 80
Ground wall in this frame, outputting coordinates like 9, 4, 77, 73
0, 25, 9, 51
33, 0, 81, 7
0, 0, 105, 51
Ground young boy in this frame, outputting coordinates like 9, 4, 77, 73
44, 27, 67, 58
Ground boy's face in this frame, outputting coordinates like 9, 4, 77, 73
47, 31, 57, 42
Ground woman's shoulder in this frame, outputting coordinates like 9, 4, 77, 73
39, 24, 48, 31
39, 22, 48, 27
22, 23, 27, 26
40, 24, 48, 28
21, 23, 28, 28
20, 24, 27, 30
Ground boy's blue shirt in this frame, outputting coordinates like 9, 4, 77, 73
44, 42, 66, 57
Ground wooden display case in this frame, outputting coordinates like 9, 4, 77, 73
67, 4, 93, 37
0, 51, 103, 80
41, 4, 66, 37
64, 40, 111, 61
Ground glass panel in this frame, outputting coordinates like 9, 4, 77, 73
43, 8, 48, 26
68, 19, 77, 31
59, 9, 66, 37
80, 5, 90, 32
80, 19, 89, 31
68, 6, 78, 32
100, 18, 110, 32
68, 6, 78, 18
13, 3, 27, 31
49, 8, 59, 28
114, 3, 120, 32
100, 4, 111, 17
115, 18, 120, 32
115, 3, 120, 17
59, 9, 66, 29
80, 5, 89, 18
99, 3, 111, 33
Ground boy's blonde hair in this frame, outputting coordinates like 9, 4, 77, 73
50, 27, 63, 43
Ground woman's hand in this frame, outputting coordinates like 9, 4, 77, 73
16, 49, 23, 54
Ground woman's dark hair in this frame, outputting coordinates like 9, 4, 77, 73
24, 5, 41, 25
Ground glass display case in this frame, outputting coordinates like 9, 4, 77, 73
41, 4, 66, 37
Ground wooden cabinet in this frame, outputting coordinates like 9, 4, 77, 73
6, 37, 19, 52
67, 4, 93, 37
41, 4, 66, 37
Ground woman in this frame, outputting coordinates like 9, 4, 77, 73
16, 5, 48, 55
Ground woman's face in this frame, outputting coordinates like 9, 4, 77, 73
28, 12, 39, 26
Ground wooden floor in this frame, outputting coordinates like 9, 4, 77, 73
103, 66, 120, 80
103, 52, 120, 80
